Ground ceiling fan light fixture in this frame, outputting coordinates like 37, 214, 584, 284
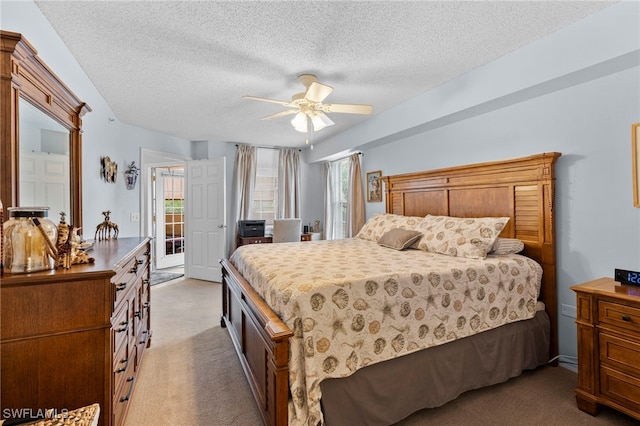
245, 74, 371, 142
291, 112, 307, 133
310, 113, 333, 131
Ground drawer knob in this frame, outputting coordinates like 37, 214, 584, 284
116, 321, 128, 333
116, 357, 129, 373
115, 283, 127, 291
119, 377, 135, 402
622, 315, 631, 322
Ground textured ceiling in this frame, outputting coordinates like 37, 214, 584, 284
35, 1, 615, 149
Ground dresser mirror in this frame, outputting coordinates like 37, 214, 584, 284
19, 98, 71, 220
0, 30, 91, 230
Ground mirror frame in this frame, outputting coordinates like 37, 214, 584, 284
1, 30, 91, 230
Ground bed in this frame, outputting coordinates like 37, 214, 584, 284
220, 152, 561, 426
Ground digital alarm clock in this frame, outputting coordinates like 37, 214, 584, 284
615, 268, 640, 286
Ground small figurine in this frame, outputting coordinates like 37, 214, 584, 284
56, 213, 73, 269
95, 210, 119, 240
56, 212, 94, 268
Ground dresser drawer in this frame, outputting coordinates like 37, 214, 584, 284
113, 339, 130, 398
132, 255, 149, 281
113, 338, 130, 375
113, 344, 136, 426
599, 300, 640, 333
112, 302, 130, 354
600, 332, 640, 376
600, 366, 640, 413
113, 270, 137, 310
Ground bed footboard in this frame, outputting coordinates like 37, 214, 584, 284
220, 259, 292, 426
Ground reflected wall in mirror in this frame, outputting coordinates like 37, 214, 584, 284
0, 30, 91, 230
19, 98, 71, 220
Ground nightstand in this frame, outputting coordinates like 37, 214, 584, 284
571, 277, 640, 421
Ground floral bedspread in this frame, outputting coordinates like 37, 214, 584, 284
230, 238, 543, 425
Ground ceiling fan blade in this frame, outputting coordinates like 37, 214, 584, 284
305, 82, 333, 103
261, 109, 298, 120
242, 95, 291, 106
322, 103, 373, 115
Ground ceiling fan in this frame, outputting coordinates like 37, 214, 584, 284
243, 74, 373, 137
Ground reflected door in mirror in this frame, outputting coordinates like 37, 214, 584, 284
18, 98, 71, 219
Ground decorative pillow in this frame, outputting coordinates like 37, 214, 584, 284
377, 228, 423, 251
415, 215, 510, 259
356, 213, 424, 243
490, 237, 525, 255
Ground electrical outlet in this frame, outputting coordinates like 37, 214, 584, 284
130, 212, 140, 222
561, 304, 576, 319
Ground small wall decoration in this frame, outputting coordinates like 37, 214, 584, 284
633, 123, 640, 207
100, 156, 118, 183
124, 161, 140, 190
94, 210, 119, 240
367, 170, 382, 202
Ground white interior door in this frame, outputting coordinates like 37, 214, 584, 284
185, 157, 226, 282
20, 152, 69, 218
154, 168, 185, 269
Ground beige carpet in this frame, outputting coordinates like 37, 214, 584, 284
124, 278, 262, 426
125, 278, 637, 426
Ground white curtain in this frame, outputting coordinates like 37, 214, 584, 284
232, 145, 257, 250
277, 148, 300, 218
346, 153, 366, 237
323, 162, 336, 240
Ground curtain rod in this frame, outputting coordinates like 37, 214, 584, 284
235, 143, 301, 152
328, 151, 363, 163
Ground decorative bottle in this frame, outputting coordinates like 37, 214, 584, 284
3, 207, 57, 274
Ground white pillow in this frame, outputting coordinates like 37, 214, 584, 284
356, 213, 424, 243
415, 215, 510, 259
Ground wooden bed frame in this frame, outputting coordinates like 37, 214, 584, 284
220, 152, 561, 426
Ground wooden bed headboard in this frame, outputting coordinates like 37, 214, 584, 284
382, 152, 561, 358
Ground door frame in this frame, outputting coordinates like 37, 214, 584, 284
140, 148, 191, 271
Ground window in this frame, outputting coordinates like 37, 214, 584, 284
164, 180, 184, 256
158, 170, 184, 256
251, 148, 278, 224
330, 157, 350, 239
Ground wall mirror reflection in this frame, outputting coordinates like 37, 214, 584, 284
19, 98, 71, 220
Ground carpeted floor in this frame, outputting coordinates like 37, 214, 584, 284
125, 277, 261, 426
125, 278, 638, 426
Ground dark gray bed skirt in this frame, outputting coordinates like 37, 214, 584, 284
320, 310, 551, 426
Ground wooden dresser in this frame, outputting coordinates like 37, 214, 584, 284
1, 237, 151, 426
572, 277, 640, 421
